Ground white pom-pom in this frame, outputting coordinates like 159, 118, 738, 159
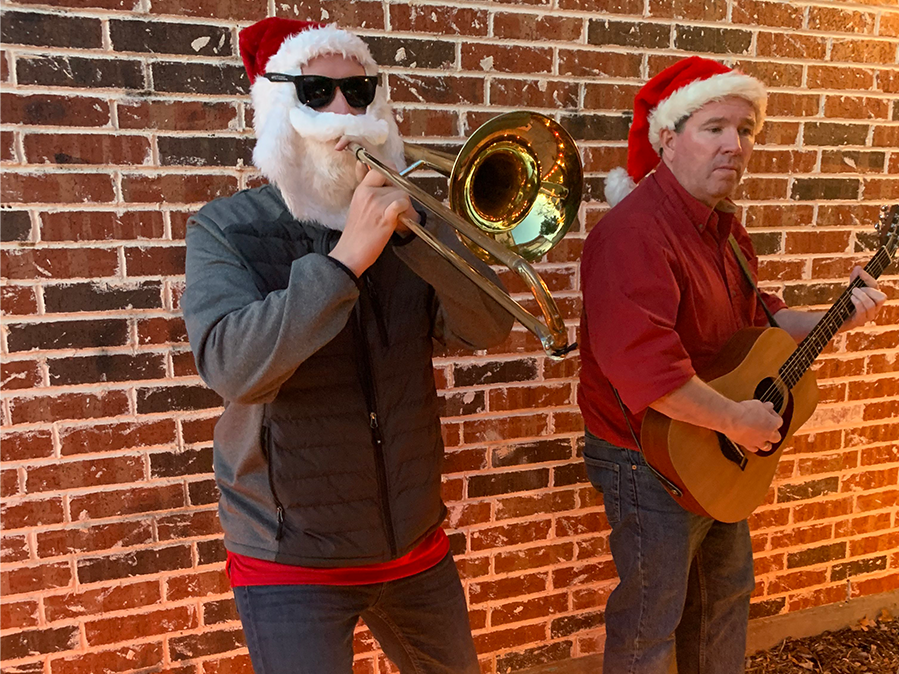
604, 167, 637, 207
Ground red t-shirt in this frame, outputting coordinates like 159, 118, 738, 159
578, 162, 787, 450
226, 528, 450, 586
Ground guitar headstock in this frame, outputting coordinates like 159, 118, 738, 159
877, 204, 899, 259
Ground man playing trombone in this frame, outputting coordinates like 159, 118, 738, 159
181, 17, 512, 674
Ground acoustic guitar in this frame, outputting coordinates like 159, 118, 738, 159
641, 205, 899, 523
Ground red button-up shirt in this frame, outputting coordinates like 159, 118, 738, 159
578, 161, 787, 450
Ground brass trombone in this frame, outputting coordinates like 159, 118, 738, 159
348, 111, 582, 359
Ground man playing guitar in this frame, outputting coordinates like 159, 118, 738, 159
578, 56, 886, 674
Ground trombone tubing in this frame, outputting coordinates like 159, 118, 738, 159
348, 142, 571, 359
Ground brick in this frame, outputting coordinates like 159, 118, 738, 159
137, 385, 222, 414
41, 210, 164, 242
765, 92, 820, 118
2, 247, 119, 280
138, 316, 189, 345
552, 559, 618, 587
1, 209, 32, 241
37, 520, 154, 559
469, 573, 548, 605
189, 479, 219, 507
863, 178, 899, 200
1, 359, 42, 390
872, 125, 899, 147
118, 99, 238, 131
474, 623, 547, 653
0, 11, 102, 49
559, 113, 630, 142
198, 539, 226, 565
110, 19, 231, 56
809, 6, 875, 34
2, 172, 115, 204
27, 454, 145, 493
831, 38, 897, 64
166, 568, 230, 601
495, 543, 576, 574
85, 605, 196, 646
2, 92, 111, 126
395, 109, 458, 140
1, 468, 21, 497
44, 283, 163, 316
674, 25, 752, 54
9, 390, 130, 424
149, 0, 264, 20
70, 484, 185, 521
157, 509, 220, 541
732, 0, 803, 28
756, 32, 827, 60
850, 572, 899, 598
122, 174, 238, 205
734, 178, 788, 201
755, 121, 800, 146
558, 50, 641, 78
495, 491, 577, 521
1, 561, 71, 595
803, 122, 868, 146
24, 132, 151, 166
777, 476, 840, 503
44, 580, 161, 623
842, 467, 899, 492
366, 37, 455, 71
491, 438, 573, 468
817, 204, 883, 227
785, 231, 850, 255
788, 585, 846, 612
0, 599, 39, 630
786, 542, 847, 569
587, 19, 669, 48
496, 642, 572, 674
494, 12, 582, 42
150, 447, 214, 479
807, 66, 875, 92
390, 74, 483, 106
1, 534, 30, 563
647, 0, 725, 19
0, 429, 54, 461
821, 150, 886, 174
151, 61, 246, 96
747, 150, 816, 174
49, 642, 163, 674
170, 628, 244, 660
454, 359, 537, 387
389, 5, 486, 36
78, 544, 193, 586
553, 460, 589, 487
791, 178, 860, 201
123, 245, 186, 277
60, 419, 176, 456
749, 597, 786, 620
202, 653, 254, 674
471, 519, 552, 551
17, 55, 144, 89
556, 511, 610, 538
158, 136, 254, 168
462, 44, 552, 75
825, 96, 891, 120
0, 625, 80, 660
438, 391, 486, 419
492, 592, 569, 627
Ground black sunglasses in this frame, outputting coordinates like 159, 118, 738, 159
263, 73, 379, 110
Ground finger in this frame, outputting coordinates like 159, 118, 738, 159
355, 160, 369, 183
360, 165, 390, 187
383, 199, 408, 228
853, 267, 879, 289
335, 137, 351, 152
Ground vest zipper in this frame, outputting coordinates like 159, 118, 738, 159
353, 300, 398, 558
261, 424, 286, 541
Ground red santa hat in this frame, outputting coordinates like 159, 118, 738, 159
605, 56, 767, 207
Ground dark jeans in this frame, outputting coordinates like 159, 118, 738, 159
232, 552, 479, 674
583, 433, 755, 674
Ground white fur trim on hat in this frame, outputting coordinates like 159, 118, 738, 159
647, 71, 767, 151
264, 24, 378, 76
604, 167, 637, 208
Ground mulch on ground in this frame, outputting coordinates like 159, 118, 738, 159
745, 612, 899, 674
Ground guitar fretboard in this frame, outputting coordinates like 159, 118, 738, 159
779, 246, 893, 389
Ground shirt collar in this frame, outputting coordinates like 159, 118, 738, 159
653, 160, 736, 237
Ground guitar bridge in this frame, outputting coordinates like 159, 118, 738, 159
717, 434, 748, 471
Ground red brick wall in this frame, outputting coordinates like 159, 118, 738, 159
2, 1, 898, 672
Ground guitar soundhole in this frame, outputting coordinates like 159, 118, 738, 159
754, 377, 784, 413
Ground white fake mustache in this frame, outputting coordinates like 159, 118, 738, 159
289, 105, 390, 144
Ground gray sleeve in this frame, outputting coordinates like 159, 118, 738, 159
392, 220, 514, 350
181, 215, 359, 405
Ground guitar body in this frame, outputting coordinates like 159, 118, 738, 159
642, 327, 819, 523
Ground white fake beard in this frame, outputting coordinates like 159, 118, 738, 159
255, 106, 400, 231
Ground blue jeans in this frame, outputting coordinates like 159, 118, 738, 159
232, 552, 479, 674
583, 433, 754, 674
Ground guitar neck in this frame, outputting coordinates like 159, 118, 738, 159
779, 246, 892, 389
